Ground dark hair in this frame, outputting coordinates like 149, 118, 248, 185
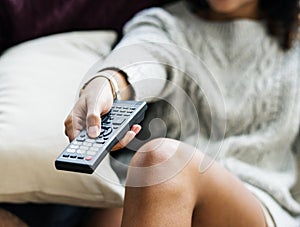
185, 0, 300, 50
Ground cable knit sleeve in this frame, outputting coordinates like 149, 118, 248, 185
89, 7, 190, 101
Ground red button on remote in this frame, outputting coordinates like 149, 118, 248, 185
85, 156, 92, 161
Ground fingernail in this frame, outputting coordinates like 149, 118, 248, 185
132, 125, 142, 134
88, 125, 100, 138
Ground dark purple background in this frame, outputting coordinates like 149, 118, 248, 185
0, 0, 173, 52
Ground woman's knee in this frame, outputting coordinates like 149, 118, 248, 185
126, 138, 204, 187
129, 138, 182, 167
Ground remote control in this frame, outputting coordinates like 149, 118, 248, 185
55, 100, 147, 174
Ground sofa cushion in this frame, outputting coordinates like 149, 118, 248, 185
0, 31, 127, 207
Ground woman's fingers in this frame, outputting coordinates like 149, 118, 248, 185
86, 112, 101, 138
64, 76, 141, 153
85, 78, 113, 138
64, 101, 85, 141
111, 124, 142, 152
64, 77, 113, 141
131, 124, 142, 134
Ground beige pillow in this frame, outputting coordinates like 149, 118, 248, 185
0, 31, 125, 207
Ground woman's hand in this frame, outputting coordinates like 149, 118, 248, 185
64, 72, 141, 152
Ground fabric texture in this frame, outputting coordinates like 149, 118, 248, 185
0, 0, 173, 53
0, 31, 128, 208
88, 1, 300, 225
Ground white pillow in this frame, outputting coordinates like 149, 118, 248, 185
0, 31, 126, 207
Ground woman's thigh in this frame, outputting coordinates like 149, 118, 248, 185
190, 151, 266, 226
124, 138, 266, 227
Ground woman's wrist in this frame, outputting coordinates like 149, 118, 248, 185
83, 71, 121, 100
102, 69, 134, 100
81, 68, 134, 100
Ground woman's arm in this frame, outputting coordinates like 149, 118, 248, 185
84, 7, 188, 101
65, 7, 187, 143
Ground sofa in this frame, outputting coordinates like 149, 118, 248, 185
1, 0, 300, 226
0, 0, 172, 226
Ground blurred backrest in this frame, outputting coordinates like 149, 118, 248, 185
0, 0, 174, 52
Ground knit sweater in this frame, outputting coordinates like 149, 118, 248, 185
95, 1, 300, 218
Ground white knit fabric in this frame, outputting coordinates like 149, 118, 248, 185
93, 1, 300, 225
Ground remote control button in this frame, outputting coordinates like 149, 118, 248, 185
101, 125, 110, 132
103, 127, 113, 136
77, 149, 86, 154
86, 139, 95, 143
77, 156, 84, 159
70, 155, 77, 158
130, 107, 136, 110
96, 139, 105, 144
116, 106, 122, 109
102, 114, 110, 121
103, 137, 109, 140
85, 156, 92, 161
73, 141, 83, 145
113, 118, 125, 125
76, 138, 85, 142
113, 126, 119, 130
87, 151, 97, 155
112, 109, 119, 113
122, 107, 129, 109
83, 142, 92, 146
80, 134, 86, 138
90, 147, 99, 151
124, 114, 130, 117
102, 119, 108, 124
120, 110, 126, 113
79, 146, 89, 150
70, 145, 79, 149
63, 154, 70, 158
104, 120, 111, 124
67, 148, 76, 153
127, 110, 133, 113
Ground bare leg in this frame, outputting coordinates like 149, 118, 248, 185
0, 208, 28, 227
121, 138, 266, 227
84, 208, 123, 227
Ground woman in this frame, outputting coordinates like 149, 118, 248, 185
65, 0, 300, 226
